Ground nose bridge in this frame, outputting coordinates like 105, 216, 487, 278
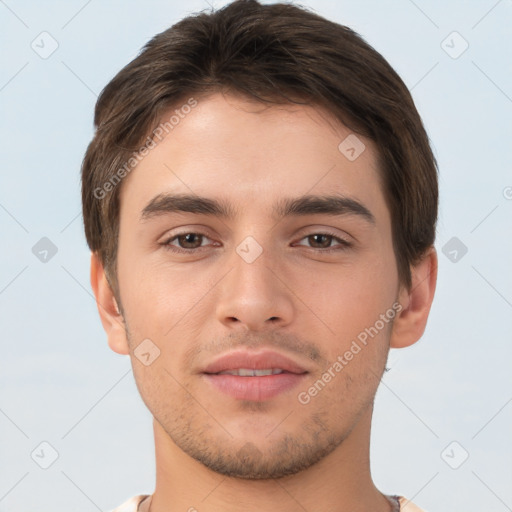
215, 232, 293, 329
230, 232, 278, 299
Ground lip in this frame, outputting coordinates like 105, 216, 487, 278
202, 349, 309, 401
202, 349, 309, 375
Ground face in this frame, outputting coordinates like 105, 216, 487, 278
114, 93, 401, 479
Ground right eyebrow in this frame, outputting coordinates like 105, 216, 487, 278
140, 193, 238, 221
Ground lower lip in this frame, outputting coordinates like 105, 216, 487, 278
203, 373, 307, 401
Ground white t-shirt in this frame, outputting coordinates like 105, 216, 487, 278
108, 494, 427, 511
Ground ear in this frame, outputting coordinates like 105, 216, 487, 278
390, 246, 438, 348
90, 252, 130, 355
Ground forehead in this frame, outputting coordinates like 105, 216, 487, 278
119, 92, 388, 227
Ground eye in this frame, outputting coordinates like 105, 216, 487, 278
295, 232, 352, 252
161, 232, 214, 253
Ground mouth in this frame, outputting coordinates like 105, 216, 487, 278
201, 350, 310, 401
216, 368, 288, 376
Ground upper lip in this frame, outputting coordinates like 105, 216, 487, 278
202, 349, 309, 375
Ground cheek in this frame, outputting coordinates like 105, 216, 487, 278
117, 243, 205, 334
306, 265, 398, 387
131, 355, 192, 426
304, 257, 397, 337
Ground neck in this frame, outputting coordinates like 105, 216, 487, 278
147, 406, 393, 512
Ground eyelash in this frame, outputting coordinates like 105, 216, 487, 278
160, 230, 352, 254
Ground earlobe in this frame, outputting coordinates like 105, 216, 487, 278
90, 252, 130, 355
390, 246, 438, 349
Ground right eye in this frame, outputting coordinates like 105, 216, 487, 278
161, 232, 216, 253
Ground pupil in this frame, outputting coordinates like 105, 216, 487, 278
312, 234, 329, 247
182, 234, 200, 247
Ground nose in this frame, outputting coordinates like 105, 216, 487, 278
215, 238, 294, 332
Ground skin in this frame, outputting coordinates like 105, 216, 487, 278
91, 92, 437, 512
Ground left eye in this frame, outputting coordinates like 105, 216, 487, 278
295, 233, 351, 251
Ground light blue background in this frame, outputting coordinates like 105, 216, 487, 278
1, 1, 511, 511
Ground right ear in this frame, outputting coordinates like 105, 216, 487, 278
90, 252, 130, 355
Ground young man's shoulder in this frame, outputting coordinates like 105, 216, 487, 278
106, 494, 428, 511
398, 496, 428, 511
107, 494, 151, 512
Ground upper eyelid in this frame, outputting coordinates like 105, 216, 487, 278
161, 224, 352, 238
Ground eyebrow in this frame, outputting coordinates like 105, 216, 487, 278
140, 193, 376, 225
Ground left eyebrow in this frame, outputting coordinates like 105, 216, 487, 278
140, 192, 376, 225
274, 194, 376, 225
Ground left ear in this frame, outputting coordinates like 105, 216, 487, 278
390, 246, 438, 348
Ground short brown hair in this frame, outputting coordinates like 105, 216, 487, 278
81, 0, 438, 295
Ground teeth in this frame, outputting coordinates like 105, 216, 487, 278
218, 368, 284, 376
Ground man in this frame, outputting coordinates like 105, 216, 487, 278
82, 1, 438, 510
